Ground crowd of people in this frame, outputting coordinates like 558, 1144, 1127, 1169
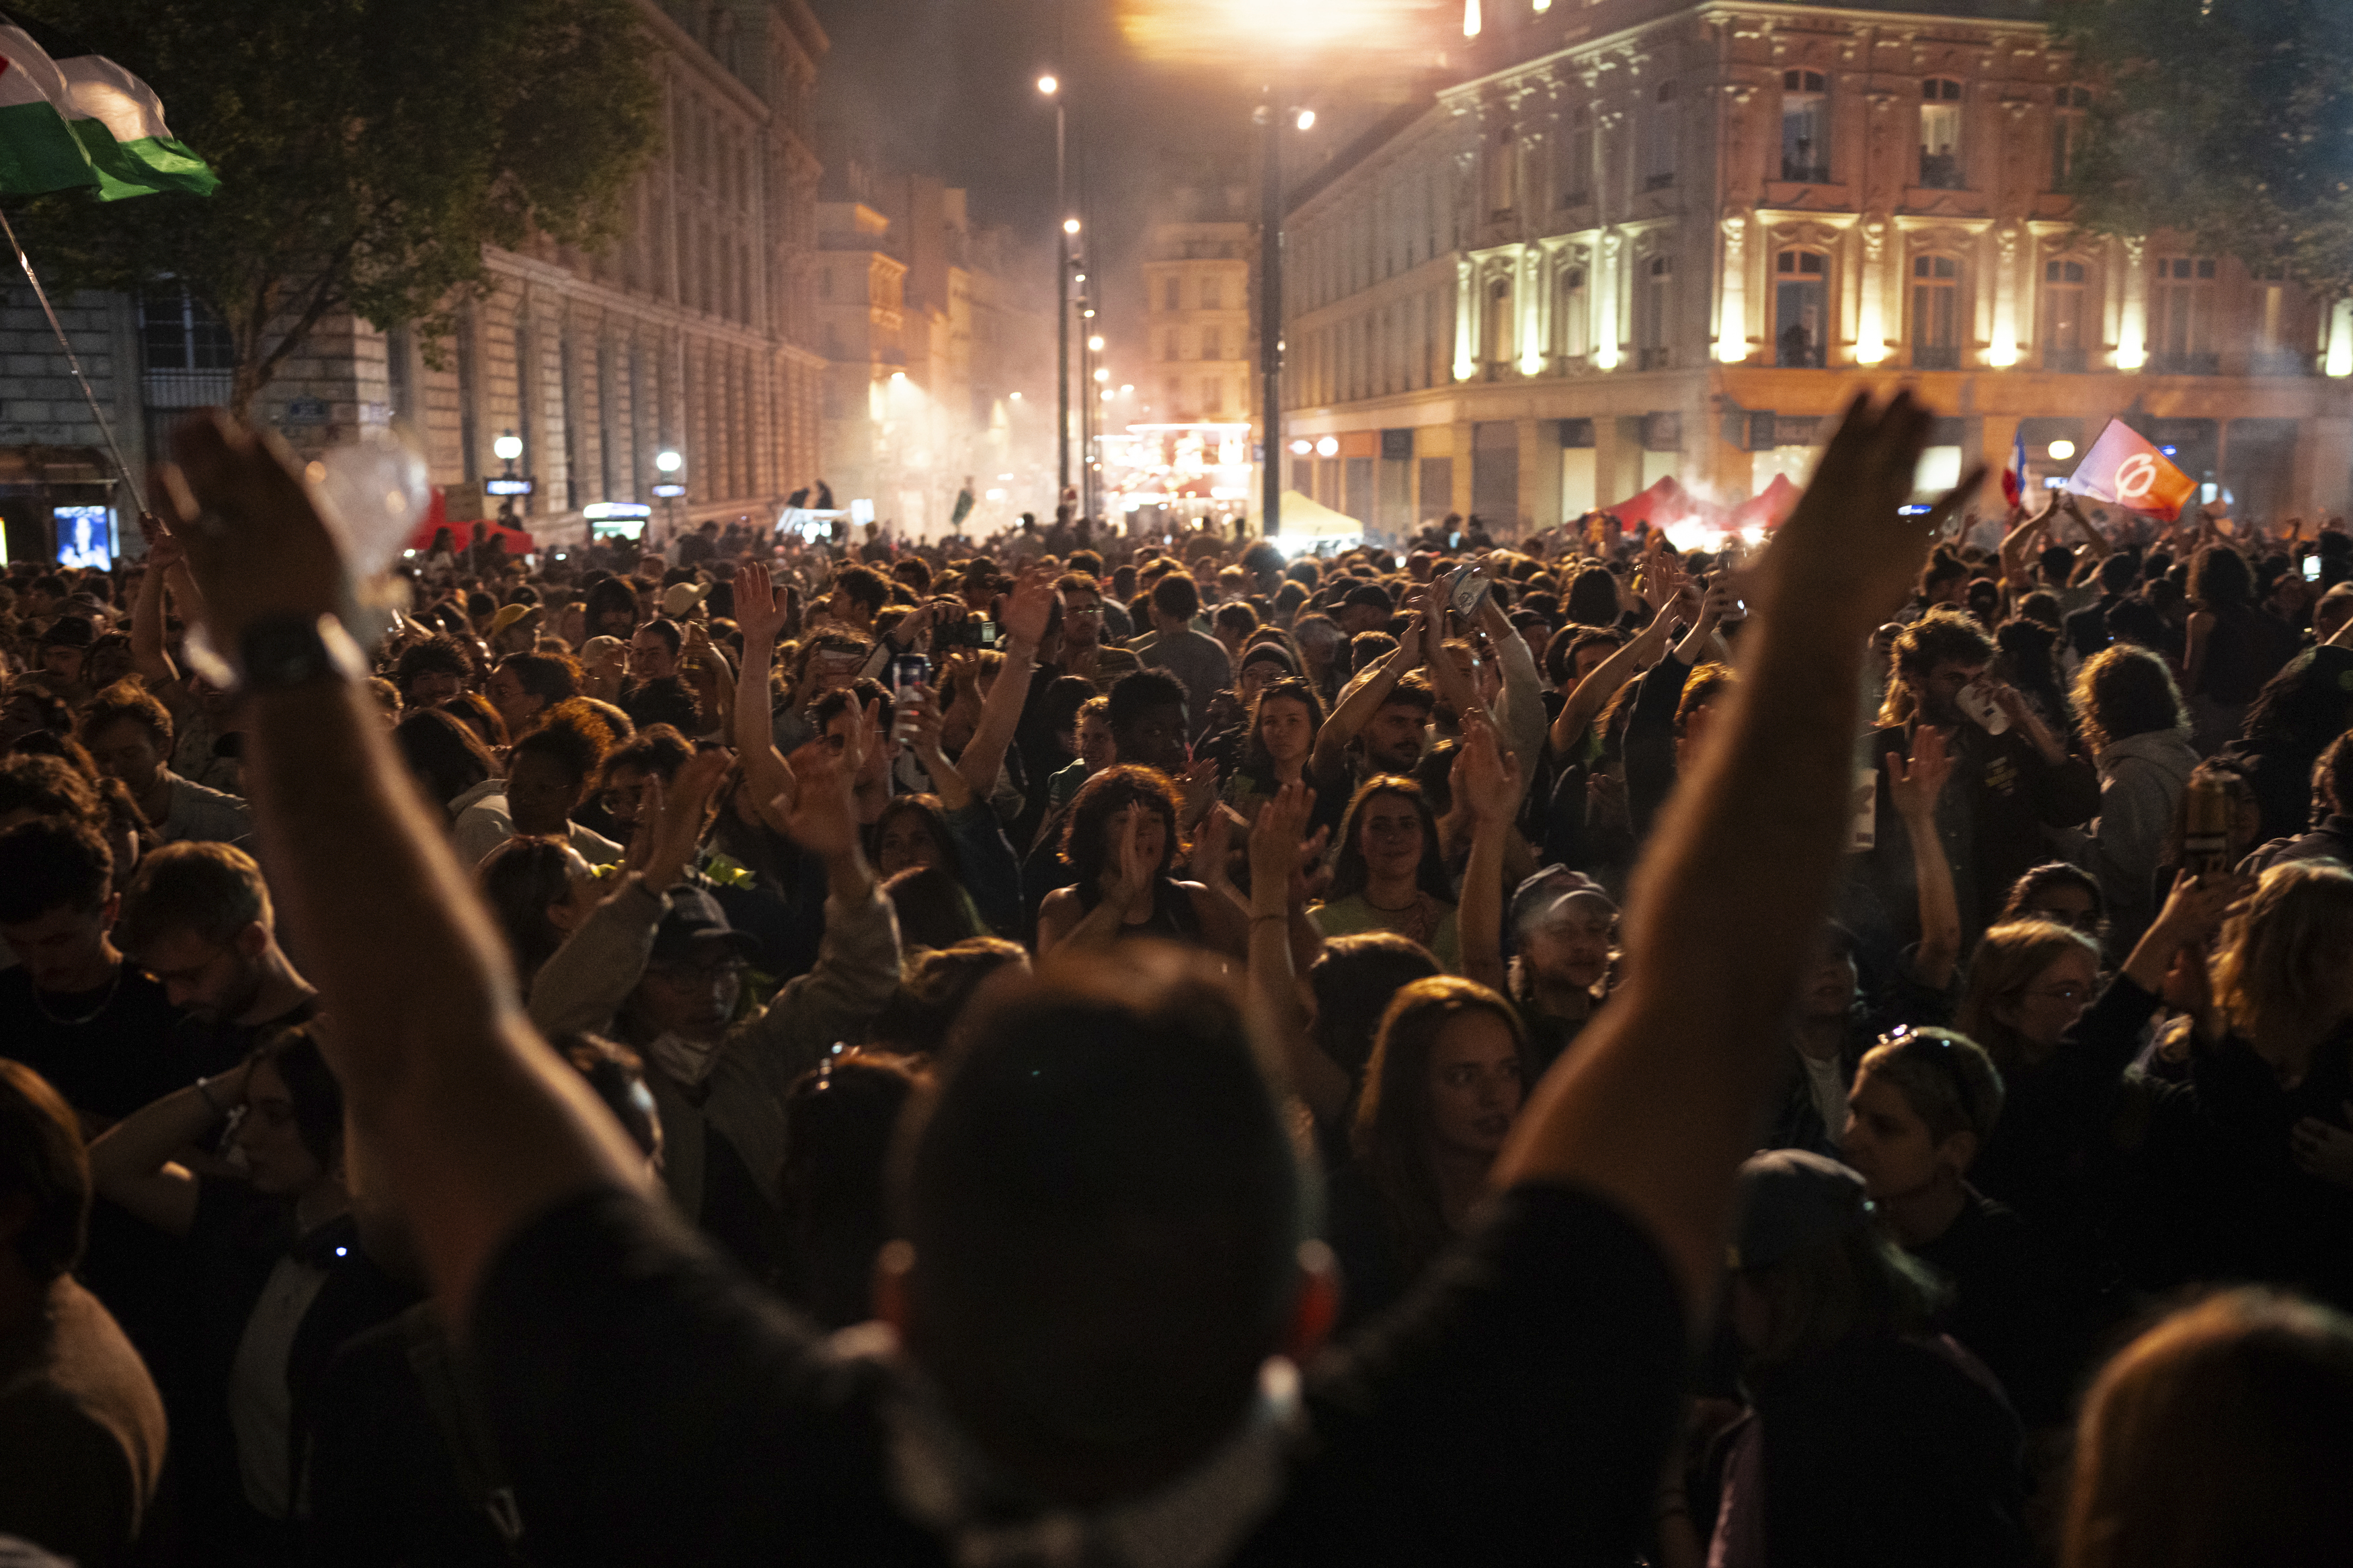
2, 395, 2350, 1567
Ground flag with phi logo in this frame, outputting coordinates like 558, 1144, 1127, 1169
2061, 419, 2198, 521
0, 10, 216, 200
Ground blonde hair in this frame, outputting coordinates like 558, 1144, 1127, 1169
2211, 860, 2353, 1046
2066, 1288, 2353, 1568
1954, 919, 2100, 1073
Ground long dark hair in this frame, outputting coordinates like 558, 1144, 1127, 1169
1351, 977, 1526, 1281
478, 835, 588, 981
1328, 776, 1453, 903
248, 1028, 344, 1173
871, 793, 967, 884
1237, 676, 1324, 784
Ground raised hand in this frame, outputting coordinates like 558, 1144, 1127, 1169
154, 411, 354, 653
1753, 391, 1947, 636
770, 739, 860, 864
1247, 779, 1316, 892
1454, 710, 1523, 824
734, 562, 789, 645
636, 748, 729, 891
1884, 725, 1952, 823
1002, 565, 1055, 647
2291, 1106, 2353, 1188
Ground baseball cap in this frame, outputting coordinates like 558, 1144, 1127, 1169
650, 885, 761, 963
1342, 582, 1394, 614
1509, 866, 1618, 935
662, 581, 711, 619
489, 603, 536, 638
1729, 1149, 1872, 1272
37, 616, 95, 651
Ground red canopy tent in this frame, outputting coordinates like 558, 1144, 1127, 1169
1725, 473, 1804, 534
407, 487, 536, 556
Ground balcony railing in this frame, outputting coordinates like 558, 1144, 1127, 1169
1913, 344, 1960, 371
1780, 161, 1833, 185
2147, 352, 2220, 376
1638, 346, 1671, 370
1918, 153, 1964, 190
2044, 346, 2088, 372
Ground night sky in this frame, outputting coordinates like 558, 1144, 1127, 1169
806, 0, 1292, 384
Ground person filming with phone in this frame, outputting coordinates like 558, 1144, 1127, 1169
1869, 609, 2099, 949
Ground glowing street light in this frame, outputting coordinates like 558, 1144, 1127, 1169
1295, 109, 1315, 131
493, 431, 524, 464
1088, 334, 1105, 352
2047, 439, 2076, 461
1063, 217, 1081, 235
654, 448, 682, 474
1314, 436, 1339, 458
1289, 438, 1313, 456
1094, 368, 1110, 382
1037, 74, 1058, 96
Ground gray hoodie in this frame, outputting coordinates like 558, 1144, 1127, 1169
2081, 727, 2199, 957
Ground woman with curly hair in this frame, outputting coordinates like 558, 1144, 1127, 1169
1034, 764, 1246, 957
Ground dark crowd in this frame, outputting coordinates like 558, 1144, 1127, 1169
2, 395, 2350, 1568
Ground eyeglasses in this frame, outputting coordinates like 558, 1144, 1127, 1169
2024, 983, 2089, 1006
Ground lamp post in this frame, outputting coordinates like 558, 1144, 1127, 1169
1040, 75, 1072, 508
492, 429, 525, 520
654, 447, 684, 548
1256, 100, 1316, 543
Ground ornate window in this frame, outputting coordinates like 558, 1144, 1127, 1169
1919, 78, 1964, 190
2150, 257, 2219, 374
1637, 254, 1674, 369
1644, 82, 1678, 190
1781, 71, 1829, 184
1911, 254, 1961, 370
2051, 86, 2091, 188
2042, 259, 2088, 372
1556, 263, 1589, 363
1773, 250, 1828, 368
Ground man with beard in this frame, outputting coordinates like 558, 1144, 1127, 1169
118, 842, 318, 1082
1312, 609, 1439, 794
1867, 608, 2098, 946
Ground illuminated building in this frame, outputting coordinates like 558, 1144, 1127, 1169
1281, 0, 2353, 538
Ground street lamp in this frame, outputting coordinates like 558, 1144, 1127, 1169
1042, 74, 1073, 507
1088, 334, 1105, 353
493, 431, 523, 468
1257, 98, 1318, 541
653, 448, 685, 544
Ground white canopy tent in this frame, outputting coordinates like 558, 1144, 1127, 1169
1267, 490, 1363, 555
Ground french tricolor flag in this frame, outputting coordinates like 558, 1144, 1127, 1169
2000, 425, 2027, 509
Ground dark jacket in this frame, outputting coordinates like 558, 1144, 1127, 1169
1867, 718, 2100, 947
2241, 812, 2353, 877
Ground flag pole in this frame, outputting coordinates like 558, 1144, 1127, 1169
0, 203, 149, 516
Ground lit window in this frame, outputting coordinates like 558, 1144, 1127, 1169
2150, 257, 2218, 374
1920, 78, 1964, 190
1637, 255, 1673, 369
1781, 71, 1829, 183
1773, 251, 1827, 368
1644, 81, 1678, 190
1911, 254, 1960, 370
2042, 259, 2088, 371
2051, 85, 2092, 188
1556, 264, 1589, 363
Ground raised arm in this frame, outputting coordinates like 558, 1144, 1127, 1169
1452, 710, 1520, 995
1885, 725, 1961, 991
1495, 392, 1961, 1310
956, 567, 1051, 798
1997, 495, 2055, 591
86, 1063, 253, 1238
1548, 581, 1681, 759
1246, 782, 1350, 1124
1312, 609, 1425, 776
128, 519, 184, 688
730, 563, 795, 813
160, 412, 648, 1321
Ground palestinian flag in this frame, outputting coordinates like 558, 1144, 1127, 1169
0, 11, 216, 200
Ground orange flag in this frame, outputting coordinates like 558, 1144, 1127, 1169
2062, 419, 2198, 520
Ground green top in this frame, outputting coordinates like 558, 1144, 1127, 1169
1309, 892, 1462, 973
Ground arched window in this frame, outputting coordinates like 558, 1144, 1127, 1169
1773, 250, 1828, 368
2041, 258, 2088, 371
1556, 263, 1589, 363
1781, 71, 1829, 183
2051, 85, 2091, 188
1911, 253, 1961, 370
1637, 254, 1674, 369
1920, 78, 1964, 189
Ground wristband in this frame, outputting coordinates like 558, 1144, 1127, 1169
238, 614, 368, 694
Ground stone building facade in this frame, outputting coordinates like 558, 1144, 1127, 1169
1144, 213, 1255, 425
0, 0, 829, 563
1280, 0, 2353, 538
